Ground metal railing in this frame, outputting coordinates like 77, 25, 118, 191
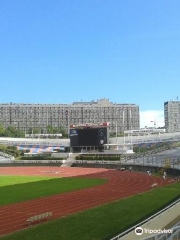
74, 155, 180, 171
109, 198, 180, 240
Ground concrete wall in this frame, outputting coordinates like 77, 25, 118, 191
0, 159, 64, 167
72, 162, 180, 176
72, 163, 160, 174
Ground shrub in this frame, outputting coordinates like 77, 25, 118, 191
19, 156, 64, 160
76, 155, 120, 161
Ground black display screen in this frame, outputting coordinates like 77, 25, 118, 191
70, 128, 107, 147
78, 128, 98, 146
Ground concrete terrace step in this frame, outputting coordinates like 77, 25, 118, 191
61, 153, 78, 167
61, 160, 74, 167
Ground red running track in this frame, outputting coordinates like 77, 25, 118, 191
0, 166, 170, 237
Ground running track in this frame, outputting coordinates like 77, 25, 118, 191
0, 167, 170, 237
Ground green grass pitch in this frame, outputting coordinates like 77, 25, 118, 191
0, 175, 107, 206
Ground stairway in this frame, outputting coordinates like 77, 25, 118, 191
61, 153, 78, 167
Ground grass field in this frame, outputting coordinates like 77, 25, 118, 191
0, 175, 107, 206
1, 181, 180, 240
0, 176, 54, 187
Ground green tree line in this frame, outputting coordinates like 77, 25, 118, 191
0, 124, 25, 138
0, 124, 68, 138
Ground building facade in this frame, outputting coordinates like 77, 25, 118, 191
164, 101, 180, 132
0, 99, 140, 134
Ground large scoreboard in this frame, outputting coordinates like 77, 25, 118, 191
70, 123, 108, 150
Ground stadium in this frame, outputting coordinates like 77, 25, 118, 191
1, 125, 180, 240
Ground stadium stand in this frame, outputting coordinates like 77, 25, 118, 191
0, 151, 14, 161
17, 145, 65, 154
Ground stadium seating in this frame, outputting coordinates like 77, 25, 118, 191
17, 145, 63, 153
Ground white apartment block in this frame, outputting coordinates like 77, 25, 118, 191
0, 98, 140, 134
164, 101, 180, 132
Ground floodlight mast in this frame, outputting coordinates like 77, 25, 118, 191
116, 111, 118, 146
116, 107, 124, 147
65, 110, 69, 138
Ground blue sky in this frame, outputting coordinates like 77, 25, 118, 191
0, 0, 180, 126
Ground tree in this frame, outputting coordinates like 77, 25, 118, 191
0, 123, 5, 136
33, 128, 41, 134
47, 125, 54, 134
58, 126, 68, 138
2, 125, 25, 138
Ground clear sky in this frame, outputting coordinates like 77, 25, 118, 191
0, 1, 180, 127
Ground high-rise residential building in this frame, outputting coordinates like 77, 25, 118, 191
164, 101, 180, 132
0, 98, 139, 134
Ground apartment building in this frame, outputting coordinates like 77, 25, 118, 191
164, 101, 180, 132
0, 98, 140, 134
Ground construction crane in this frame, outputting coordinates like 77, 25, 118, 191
150, 120, 164, 129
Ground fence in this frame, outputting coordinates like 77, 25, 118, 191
109, 199, 180, 240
